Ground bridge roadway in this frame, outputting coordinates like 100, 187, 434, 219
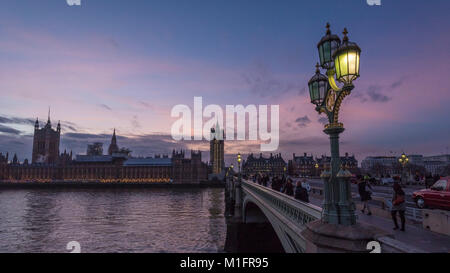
226, 177, 431, 253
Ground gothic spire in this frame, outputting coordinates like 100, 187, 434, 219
45, 107, 51, 128
35, 118, 39, 130
112, 128, 117, 144
108, 128, 119, 155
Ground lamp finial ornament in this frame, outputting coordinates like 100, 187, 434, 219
315, 62, 320, 73
326, 22, 331, 35
343, 28, 349, 42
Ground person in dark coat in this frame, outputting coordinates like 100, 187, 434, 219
358, 176, 373, 215
263, 175, 270, 187
271, 177, 280, 191
294, 181, 309, 203
425, 173, 434, 189
391, 181, 406, 231
283, 178, 294, 196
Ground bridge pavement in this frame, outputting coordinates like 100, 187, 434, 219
308, 196, 450, 253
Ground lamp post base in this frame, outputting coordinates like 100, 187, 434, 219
321, 125, 357, 226
301, 220, 391, 253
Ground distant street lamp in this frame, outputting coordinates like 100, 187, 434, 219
227, 164, 234, 177
237, 153, 242, 180
315, 163, 319, 177
307, 23, 361, 226
398, 153, 409, 184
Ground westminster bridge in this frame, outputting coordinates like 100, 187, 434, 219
224, 177, 422, 253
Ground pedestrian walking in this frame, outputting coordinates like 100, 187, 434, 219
359, 176, 372, 215
294, 181, 309, 203
425, 173, 434, 189
272, 177, 282, 192
262, 175, 268, 187
283, 178, 294, 196
391, 181, 406, 231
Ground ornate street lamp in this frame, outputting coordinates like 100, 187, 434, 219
237, 153, 242, 180
307, 23, 361, 225
398, 153, 409, 166
398, 153, 409, 184
308, 64, 328, 106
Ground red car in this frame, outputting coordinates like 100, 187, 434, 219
412, 177, 450, 210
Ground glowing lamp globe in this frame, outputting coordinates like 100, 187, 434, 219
333, 28, 361, 86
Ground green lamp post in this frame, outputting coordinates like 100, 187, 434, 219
237, 153, 242, 181
398, 153, 409, 184
308, 23, 361, 225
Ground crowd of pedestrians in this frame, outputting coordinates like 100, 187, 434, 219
251, 173, 310, 203
249, 172, 408, 232
357, 174, 407, 231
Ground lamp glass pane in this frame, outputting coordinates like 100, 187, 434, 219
323, 41, 331, 64
340, 52, 349, 78
319, 44, 324, 66
313, 82, 319, 101
356, 52, 360, 75
319, 81, 326, 101
347, 50, 357, 75
331, 40, 339, 55
335, 55, 341, 79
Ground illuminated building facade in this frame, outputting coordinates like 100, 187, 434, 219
0, 121, 208, 184
288, 153, 316, 177
242, 153, 286, 177
316, 153, 359, 174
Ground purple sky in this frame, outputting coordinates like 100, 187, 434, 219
1, 0, 450, 165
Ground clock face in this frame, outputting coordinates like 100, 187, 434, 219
326, 90, 335, 112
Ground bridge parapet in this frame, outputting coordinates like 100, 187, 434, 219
241, 179, 322, 226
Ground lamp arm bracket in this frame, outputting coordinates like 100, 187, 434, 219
332, 90, 350, 124
327, 69, 341, 92
316, 105, 333, 124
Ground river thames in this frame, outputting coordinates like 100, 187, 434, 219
0, 187, 226, 253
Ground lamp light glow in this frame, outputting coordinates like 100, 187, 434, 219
333, 28, 361, 86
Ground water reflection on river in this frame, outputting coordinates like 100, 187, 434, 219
0, 187, 226, 253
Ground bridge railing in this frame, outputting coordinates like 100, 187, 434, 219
241, 179, 322, 226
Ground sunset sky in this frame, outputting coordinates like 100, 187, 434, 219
1, 0, 449, 164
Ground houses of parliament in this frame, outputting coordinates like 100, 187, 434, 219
0, 114, 208, 184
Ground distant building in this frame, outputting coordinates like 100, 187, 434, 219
361, 156, 398, 176
0, 152, 8, 165
209, 123, 224, 175
243, 153, 286, 177
423, 154, 450, 175
316, 153, 358, 175
407, 154, 424, 166
87, 142, 103, 156
423, 154, 450, 163
0, 121, 208, 184
288, 153, 315, 177
32, 112, 60, 164
361, 154, 450, 176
